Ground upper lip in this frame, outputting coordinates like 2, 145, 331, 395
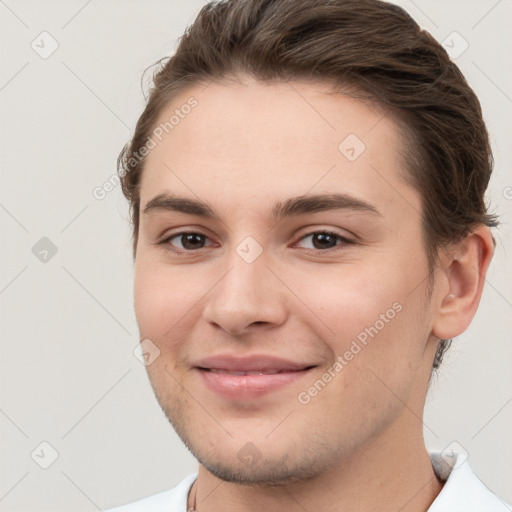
193, 354, 315, 372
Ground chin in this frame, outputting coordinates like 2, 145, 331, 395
177, 426, 342, 487
197, 454, 325, 487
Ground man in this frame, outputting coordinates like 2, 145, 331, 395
107, 0, 509, 510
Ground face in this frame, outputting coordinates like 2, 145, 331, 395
134, 77, 441, 484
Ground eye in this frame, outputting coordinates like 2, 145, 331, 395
294, 230, 354, 251
158, 229, 354, 255
159, 232, 214, 252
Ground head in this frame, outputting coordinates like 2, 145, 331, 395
118, 0, 496, 484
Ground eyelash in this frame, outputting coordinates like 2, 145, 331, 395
157, 230, 354, 255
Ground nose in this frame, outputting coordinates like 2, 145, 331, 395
201, 247, 288, 337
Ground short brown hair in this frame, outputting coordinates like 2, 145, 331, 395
118, 0, 498, 369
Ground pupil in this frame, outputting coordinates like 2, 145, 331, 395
182, 234, 204, 249
314, 233, 336, 249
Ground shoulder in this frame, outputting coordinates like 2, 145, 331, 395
104, 473, 197, 512
429, 452, 511, 511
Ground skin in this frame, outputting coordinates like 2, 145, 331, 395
133, 77, 494, 512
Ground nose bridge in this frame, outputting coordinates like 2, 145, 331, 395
203, 237, 287, 334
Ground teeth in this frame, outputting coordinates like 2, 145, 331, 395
209, 369, 284, 375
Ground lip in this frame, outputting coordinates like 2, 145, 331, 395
193, 354, 316, 400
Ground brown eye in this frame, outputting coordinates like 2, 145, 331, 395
296, 231, 353, 251
179, 233, 206, 250
161, 232, 213, 252
311, 232, 338, 249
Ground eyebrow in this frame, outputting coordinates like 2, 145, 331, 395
142, 192, 381, 220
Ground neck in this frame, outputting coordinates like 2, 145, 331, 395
190, 416, 443, 512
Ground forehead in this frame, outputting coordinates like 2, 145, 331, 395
139, 78, 418, 221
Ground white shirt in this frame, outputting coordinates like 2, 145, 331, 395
104, 452, 511, 511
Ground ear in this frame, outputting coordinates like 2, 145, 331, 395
432, 225, 495, 340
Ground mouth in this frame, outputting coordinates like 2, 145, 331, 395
205, 368, 310, 375
192, 354, 317, 400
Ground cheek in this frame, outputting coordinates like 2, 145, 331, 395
289, 262, 427, 373
290, 265, 401, 337
293, 284, 428, 439
134, 257, 204, 341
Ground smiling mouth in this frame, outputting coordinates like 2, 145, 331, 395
204, 368, 312, 376
195, 365, 317, 400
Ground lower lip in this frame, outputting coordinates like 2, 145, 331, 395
196, 368, 313, 400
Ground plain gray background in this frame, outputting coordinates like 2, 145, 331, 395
1, 0, 511, 510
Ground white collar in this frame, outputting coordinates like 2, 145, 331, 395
428, 451, 510, 511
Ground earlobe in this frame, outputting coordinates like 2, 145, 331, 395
432, 225, 495, 340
